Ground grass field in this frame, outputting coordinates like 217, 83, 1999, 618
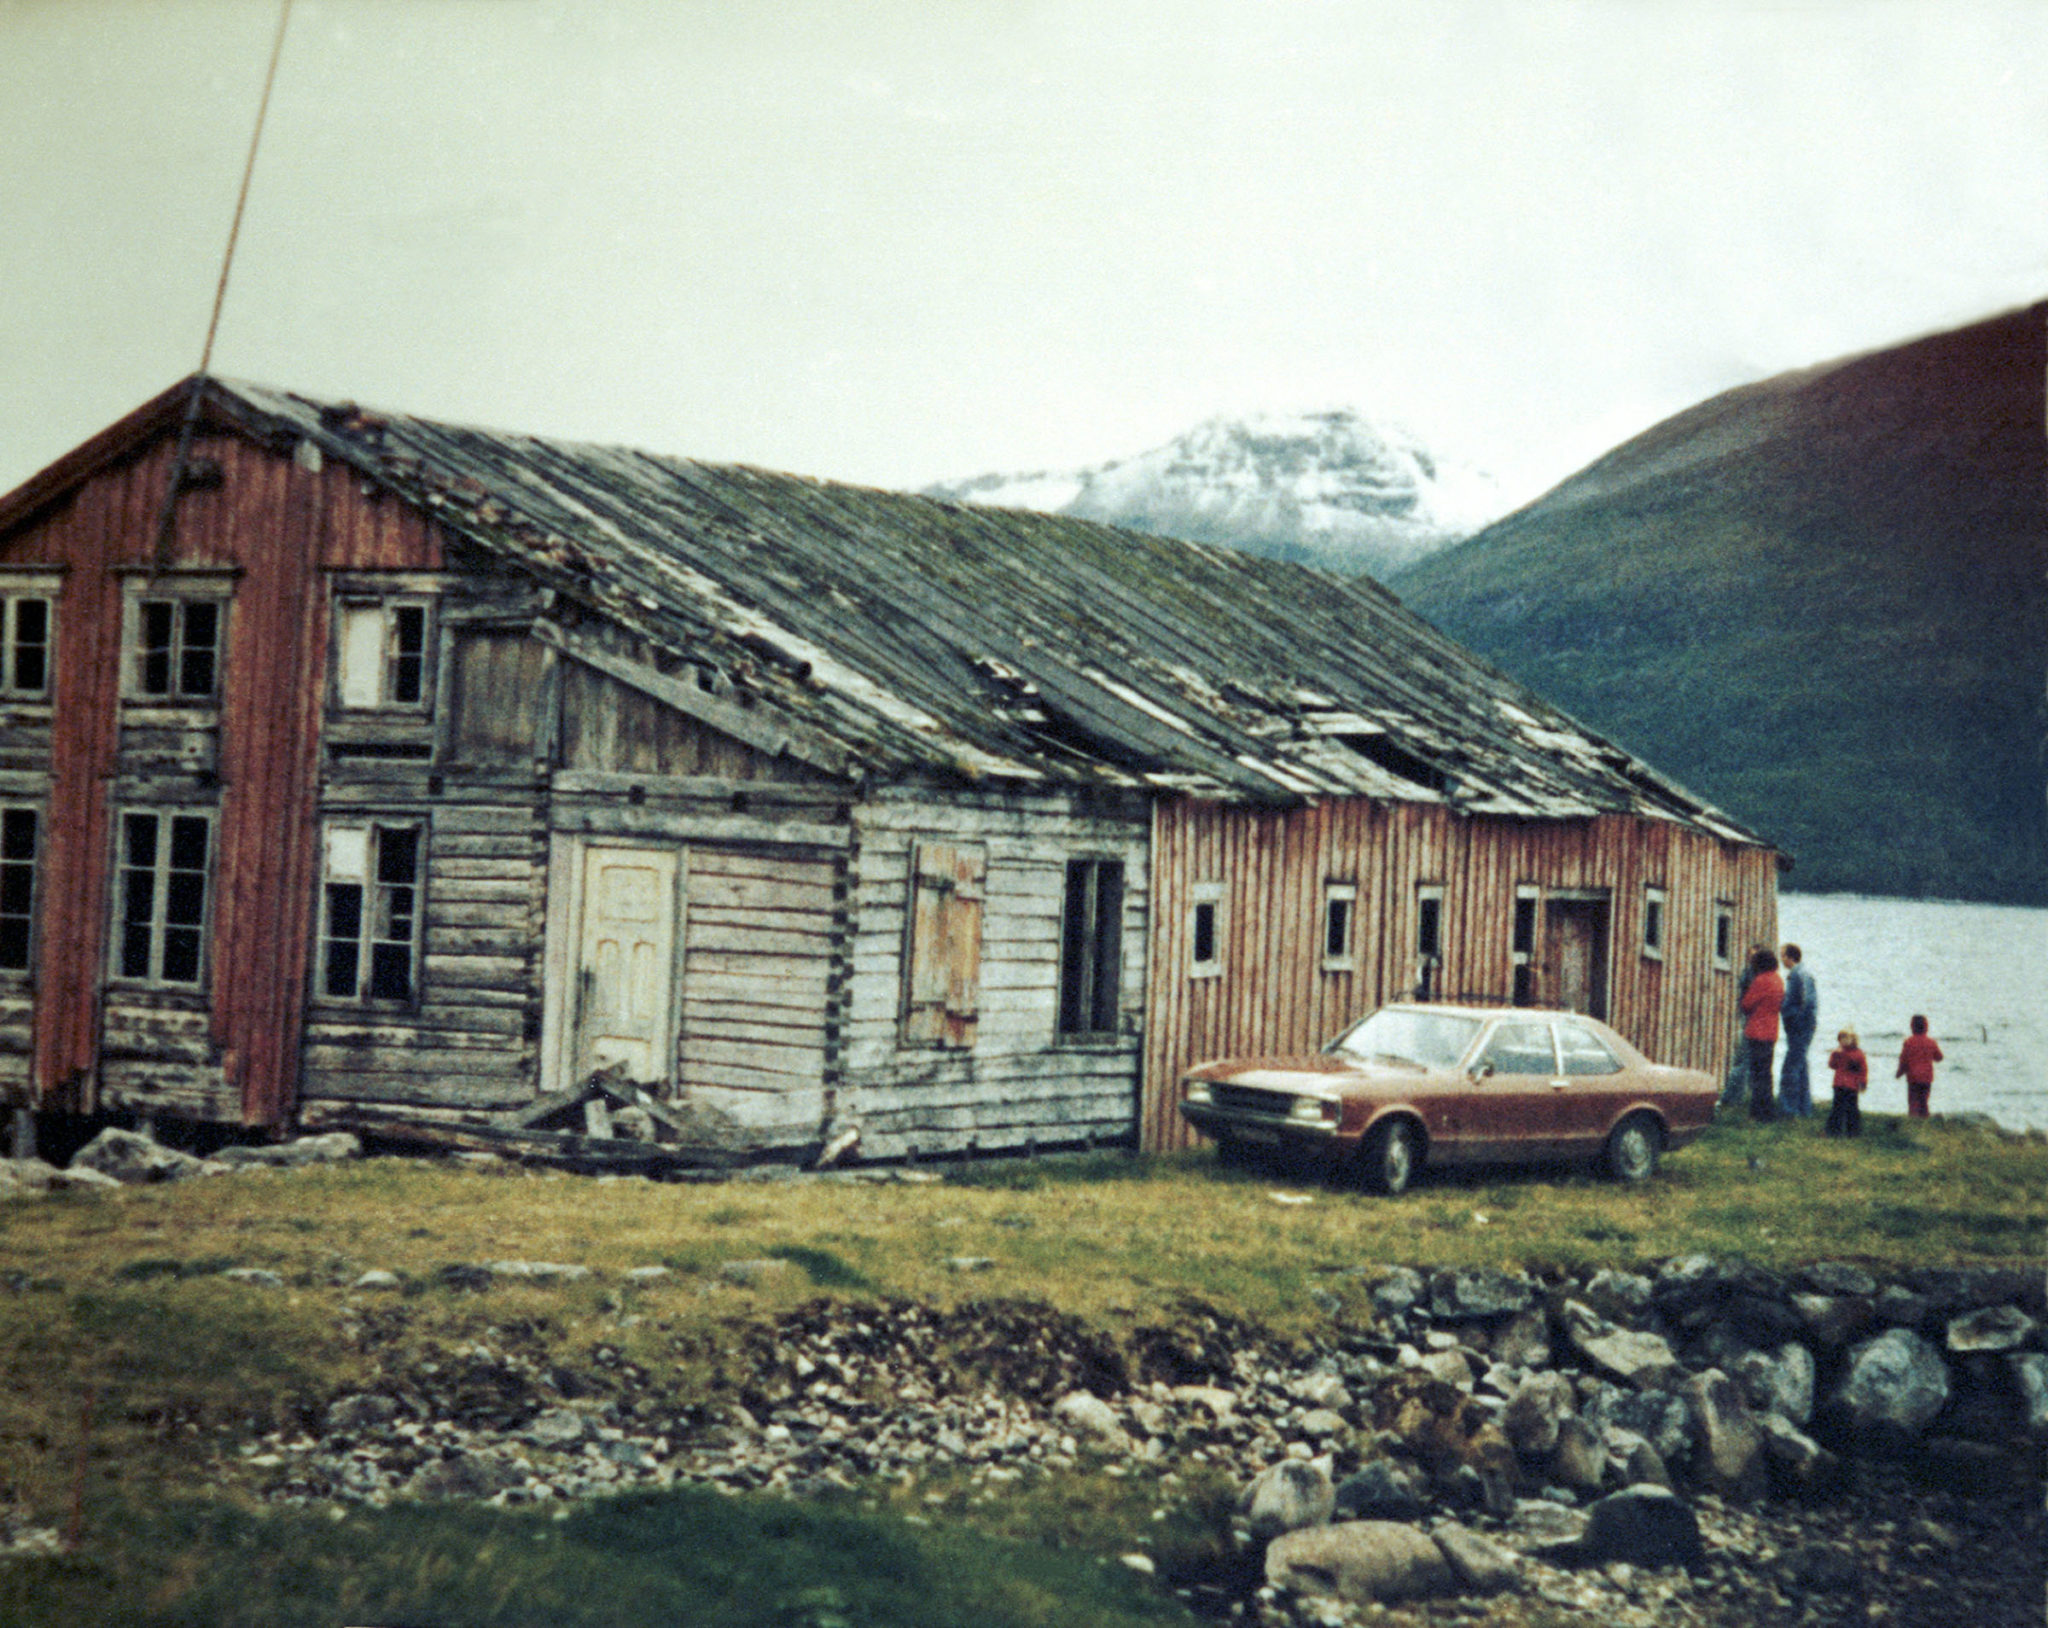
1, 1112, 2041, 1625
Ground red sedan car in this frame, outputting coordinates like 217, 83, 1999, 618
1179, 1002, 1719, 1193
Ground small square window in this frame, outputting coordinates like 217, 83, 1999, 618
130, 597, 223, 700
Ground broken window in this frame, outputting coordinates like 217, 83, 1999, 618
336, 600, 432, 709
0, 595, 52, 698
903, 841, 985, 1048
1059, 857, 1124, 1037
131, 597, 222, 700
319, 822, 424, 1003
0, 806, 37, 971
115, 809, 211, 985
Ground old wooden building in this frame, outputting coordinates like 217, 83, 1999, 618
0, 378, 1779, 1161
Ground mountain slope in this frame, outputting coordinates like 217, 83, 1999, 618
1390, 303, 2048, 905
928, 410, 1504, 578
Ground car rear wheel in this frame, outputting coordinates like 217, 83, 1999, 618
1359, 1118, 1420, 1196
1605, 1113, 1661, 1183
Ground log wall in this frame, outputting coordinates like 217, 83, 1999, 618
1141, 796, 1779, 1151
842, 788, 1150, 1161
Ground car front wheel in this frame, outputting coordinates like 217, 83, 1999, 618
1605, 1113, 1662, 1183
1359, 1118, 1420, 1196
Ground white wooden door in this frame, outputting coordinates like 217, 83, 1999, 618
574, 845, 679, 1087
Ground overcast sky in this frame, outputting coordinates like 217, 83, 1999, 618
3, 0, 2044, 508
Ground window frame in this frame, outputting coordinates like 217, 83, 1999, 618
109, 806, 215, 989
1642, 885, 1667, 962
1187, 880, 1225, 980
0, 802, 41, 976
1321, 880, 1357, 972
0, 591, 55, 701
900, 840, 986, 1049
1058, 855, 1126, 1040
1414, 882, 1444, 1000
315, 819, 428, 1007
120, 577, 234, 705
1510, 884, 1539, 1007
333, 595, 437, 712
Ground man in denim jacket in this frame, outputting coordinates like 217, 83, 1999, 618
1776, 943, 1817, 1116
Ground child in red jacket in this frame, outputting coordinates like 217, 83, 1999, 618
1895, 1015, 1943, 1119
1824, 1028, 1868, 1138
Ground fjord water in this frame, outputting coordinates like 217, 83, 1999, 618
1774, 893, 2047, 1131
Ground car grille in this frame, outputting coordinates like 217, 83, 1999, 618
1211, 1083, 1299, 1116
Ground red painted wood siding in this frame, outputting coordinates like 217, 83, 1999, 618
1141, 796, 1778, 1152
0, 424, 447, 1122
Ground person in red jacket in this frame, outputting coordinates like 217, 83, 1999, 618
1824, 1027, 1868, 1138
1896, 1015, 1943, 1119
1738, 947, 1784, 1122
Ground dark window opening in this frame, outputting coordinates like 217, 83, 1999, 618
1714, 907, 1733, 967
1334, 732, 1448, 793
0, 807, 36, 970
4, 597, 50, 696
1644, 894, 1665, 956
116, 810, 210, 984
1414, 890, 1442, 999
1059, 858, 1124, 1037
1324, 896, 1352, 961
135, 599, 221, 700
1192, 899, 1217, 966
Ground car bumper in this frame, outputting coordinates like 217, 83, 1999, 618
1180, 1100, 1343, 1148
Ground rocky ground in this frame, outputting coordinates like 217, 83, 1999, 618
5, 1133, 2043, 1624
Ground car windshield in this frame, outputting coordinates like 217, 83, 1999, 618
1327, 1008, 1482, 1069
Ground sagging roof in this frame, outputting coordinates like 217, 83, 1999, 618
4, 377, 1768, 844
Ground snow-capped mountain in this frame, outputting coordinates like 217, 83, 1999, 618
925, 410, 1507, 578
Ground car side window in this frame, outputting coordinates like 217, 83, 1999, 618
1557, 1022, 1623, 1075
1480, 1021, 1558, 1075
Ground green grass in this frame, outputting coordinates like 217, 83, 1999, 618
0, 1114, 2039, 1623
0, 1487, 1192, 1628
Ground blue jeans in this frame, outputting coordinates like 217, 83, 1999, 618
1778, 1022, 1816, 1116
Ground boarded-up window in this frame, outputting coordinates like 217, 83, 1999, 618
903, 842, 985, 1048
1059, 857, 1124, 1037
447, 629, 550, 764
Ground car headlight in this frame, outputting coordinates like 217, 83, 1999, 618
1291, 1096, 1338, 1123
1184, 1081, 1212, 1104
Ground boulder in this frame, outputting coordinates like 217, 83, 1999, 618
69, 1127, 215, 1184
1429, 1521, 1521, 1594
1429, 1269, 1535, 1321
1583, 1386, 1692, 1465
488, 1261, 592, 1282
1501, 1371, 1576, 1455
1757, 1412, 1840, 1493
407, 1450, 524, 1501
1679, 1370, 1766, 1498
1416, 1349, 1474, 1391
1333, 1460, 1425, 1522
1945, 1306, 2035, 1354
2010, 1353, 2048, 1442
1618, 1434, 1672, 1489
1832, 1328, 1952, 1440
0, 1158, 60, 1191
211, 1132, 361, 1169
1733, 1342, 1815, 1424
1240, 1458, 1336, 1540
1560, 1302, 1679, 1388
1800, 1262, 1878, 1297
1264, 1521, 1455, 1604
1549, 1416, 1607, 1490
1370, 1267, 1427, 1326
325, 1393, 400, 1433
1489, 1306, 1552, 1368
1578, 1484, 1704, 1569
1053, 1390, 1128, 1447
1790, 1292, 1875, 1351
1581, 1269, 1654, 1319
525, 1407, 593, 1449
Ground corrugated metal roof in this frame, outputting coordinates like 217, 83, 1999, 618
202, 379, 1764, 842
